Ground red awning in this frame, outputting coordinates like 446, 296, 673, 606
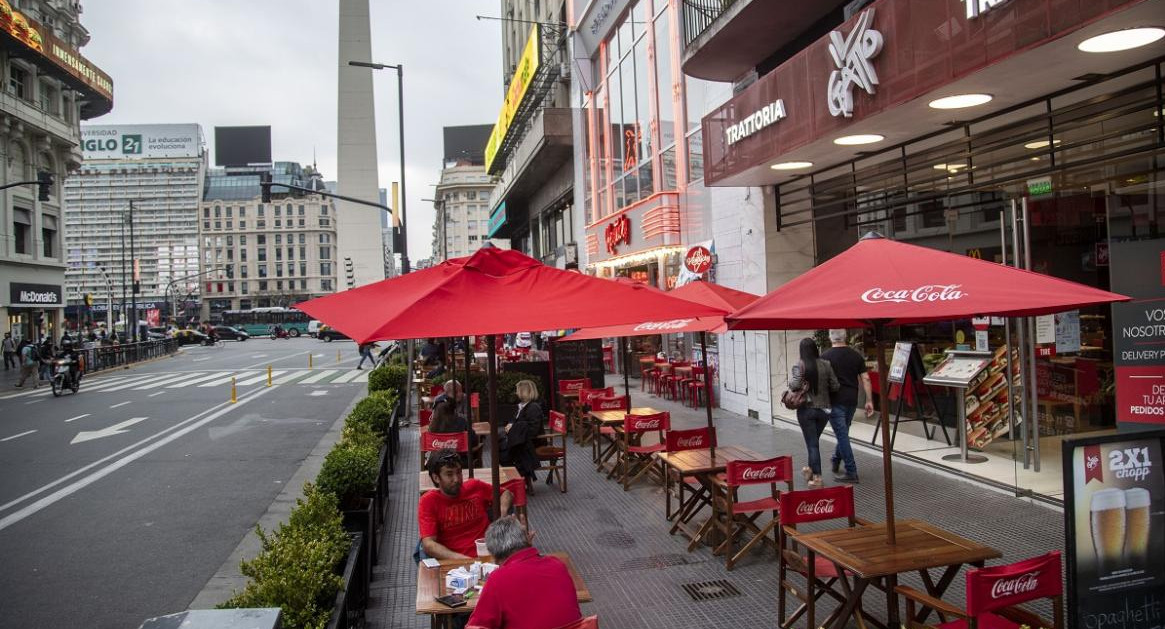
560, 280, 762, 340
728, 234, 1129, 330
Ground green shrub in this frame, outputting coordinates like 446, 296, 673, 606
368, 363, 408, 395
219, 483, 350, 629
340, 423, 383, 450
346, 390, 396, 435
316, 439, 380, 506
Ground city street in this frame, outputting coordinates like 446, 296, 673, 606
0, 338, 369, 629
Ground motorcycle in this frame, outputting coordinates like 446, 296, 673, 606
50, 358, 81, 397
271, 328, 290, 340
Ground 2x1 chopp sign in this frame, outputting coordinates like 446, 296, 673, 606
8, 283, 62, 306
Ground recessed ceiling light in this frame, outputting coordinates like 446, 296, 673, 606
933, 163, 967, 172
833, 134, 885, 146
928, 94, 993, 109
1078, 27, 1165, 53
771, 161, 813, 171
1024, 139, 1062, 149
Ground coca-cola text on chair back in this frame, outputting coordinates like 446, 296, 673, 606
778, 485, 855, 524
725, 456, 793, 487
592, 395, 629, 412
549, 410, 568, 434
622, 411, 670, 435
965, 551, 1061, 616
558, 378, 589, 393
421, 431, 469, 453
666, 427, 716, 452
580, 387, 616, 406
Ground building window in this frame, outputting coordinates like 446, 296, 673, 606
241, 235, 247, 245
225, 207, 232, 218
239, 207, 246, 217
275, 205, 281, 216
241, 281, 249, 294
319, 233, 331, 244
227, 249, 234, 261
298, 205, 305, 215
319, 217, 330, 227
241, 265, 248, 278
259, 280, 268, 291
257, 220, 266, 229
257, 205, 265, 217
214, 206, 221, 218
257, 235, 266, 245
214, 221, 221, 230
298, 218, 305, 227
275, 248, 283, 261
320, 262, 332, 275
226, 221, 232, 229
258, 248, 267, 262
239, 220, 246, 229
321, 205, 329, 216
300, 279, 307, 290
203, 221, 210, 230
276, 263, 283, 277
276, 280, 283, 291
275, 219, 281, 227
41, 214, 57, 257
12, 208, 31, 254
227, 235, 234, 246
319, 246, 330, 259
38, 80, 59, 114
298, 233, 306, 244
288, 263, 294, 276
321, 278, 333, 292
203, 208, 210, 218
258, 264, 268, 278
275, 234, 282, 245
287, 247, 294, 260
8, 65, 29, 100
299, 261, 307, 276
299, 246, 306, 259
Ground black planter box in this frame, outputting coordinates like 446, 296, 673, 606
341, 498, 374, 585
325, 533, 366, 629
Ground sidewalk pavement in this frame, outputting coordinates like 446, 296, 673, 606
367, 374, 1062, 628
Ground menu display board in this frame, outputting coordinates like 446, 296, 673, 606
922, 352, 991, 388
552, 339, 606, 392
1064, 431, 1165, 629
888, 342, 912, 384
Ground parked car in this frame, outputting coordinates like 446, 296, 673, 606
318, 325, 349, 342
307, 320, 322, 337
173, 329, 209, 346
214, 325, 250, 341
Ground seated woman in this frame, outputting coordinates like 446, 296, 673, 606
499, 379, 542, 492
431, 399, 477, 467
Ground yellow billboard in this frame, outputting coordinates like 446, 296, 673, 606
484, 25, 540, 172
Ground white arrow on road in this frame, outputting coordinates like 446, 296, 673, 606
71, 417, 148, 445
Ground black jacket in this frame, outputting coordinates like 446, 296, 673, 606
500, 401, 542, 478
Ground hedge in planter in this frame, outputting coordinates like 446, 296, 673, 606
317, 434, 380, 509
367, 364, 407, 396
219, 483, 350, 629
346, 390, 397, 436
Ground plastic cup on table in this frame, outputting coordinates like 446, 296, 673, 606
475, 538, 488, 557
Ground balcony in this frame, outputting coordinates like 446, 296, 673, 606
681, 0, 844, 82
488, 107, 573, 232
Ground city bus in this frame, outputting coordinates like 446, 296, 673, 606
220, 307, 310, 337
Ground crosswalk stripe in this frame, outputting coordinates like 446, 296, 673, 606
132, 373, 203, 389
352, 370, 371, 383
272, 371, 310, 385
101, 373, 188, 392
237, 371, 285, 386
198, 372, 256, 387
0, 374, 131, 399
77, 374, 161, 393
298, 369, 338, 384
330, 369, 364, 384
167, 372, 233, 388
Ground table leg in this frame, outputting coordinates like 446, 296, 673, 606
823, 563, 871, 629
885, 574, 899, 629
913, 563, 965, 624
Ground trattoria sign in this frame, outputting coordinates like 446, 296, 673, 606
725, 100, 786, 145
605, 215, 631, 255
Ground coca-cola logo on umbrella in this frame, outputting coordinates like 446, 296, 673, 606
632, 319, 695, 332
684, 246, 713, 274
795, 498, 837, 516
861, 284, 968, 304
990, 571, 1040, 599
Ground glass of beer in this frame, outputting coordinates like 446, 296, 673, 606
1123, 488, 1150, 569
1090, 488, 1126, 574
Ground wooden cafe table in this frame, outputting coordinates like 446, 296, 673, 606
588, 406, 664, 471
416, 552, 592, 628
656, 445, 762, 550
789, 519, 1001, 629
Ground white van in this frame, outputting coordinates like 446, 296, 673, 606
307, 320, 322, 337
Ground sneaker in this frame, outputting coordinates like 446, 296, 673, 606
833, 473, 860, 484
801, 466, 813, 481
807, 475, 824, 489
831, 459, 842, 474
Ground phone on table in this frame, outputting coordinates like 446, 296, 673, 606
435, 594, 466, 608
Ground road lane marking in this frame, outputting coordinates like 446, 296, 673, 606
236, 371, 285, 386
148, 391, 165, 397
198, 372, 256, 387
299, 369, 338, 384
101, 374, 187, 392
1, 430, 36, 442
24, 399, 43, 404
352, 370, 371, 383
131, 373, 202, 389
0, 387, 274, 531
331, 369, 364, 384
71, 417, 149, 444
168, 372, 232, 388
77, 374, 162, 393
192, 357, 212, 362
244, 350, 313, 369
65, 414, 91, 423
110, 401, 131, 409
272, 371, 310, 385
0, 375, 132, 399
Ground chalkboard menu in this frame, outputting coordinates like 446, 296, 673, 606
1063, 430, 1165, 629
552, 338, 606, 392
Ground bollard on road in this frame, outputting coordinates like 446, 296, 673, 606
309, 353, 313, 369
230, 377, 237, 403
267, 365, 272, 387
336, 350, 341, 364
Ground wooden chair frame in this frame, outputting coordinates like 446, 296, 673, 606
535, 410, 569, 493
616, 412, 669, 490
713, 456, 793, 571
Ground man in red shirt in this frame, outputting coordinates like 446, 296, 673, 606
468, 516, 582, 629
419, 449, 513, 560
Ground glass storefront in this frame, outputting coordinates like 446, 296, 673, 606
774, 60, 1164, 501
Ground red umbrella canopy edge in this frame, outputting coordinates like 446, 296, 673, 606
727, 234, 1129, 330
669, 280, 761, 313
296, 247, 727, 343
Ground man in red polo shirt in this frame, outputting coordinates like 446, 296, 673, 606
419, 449, 513, 560
468, 516, 582, 629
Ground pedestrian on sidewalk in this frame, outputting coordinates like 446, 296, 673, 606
38, 339, 54, 381
356, 342, 377, 369
2, 332, 15, 370
789, 337, 839, 488
822, 329, 872, 484
15, 340, 39, 388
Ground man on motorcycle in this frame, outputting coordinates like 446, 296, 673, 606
54, 338, 82, 390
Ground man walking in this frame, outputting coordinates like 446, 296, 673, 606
822, 329, 873, 484
15, 341, 39, 388
2, 332, 15, 370
356, 342, 377, 370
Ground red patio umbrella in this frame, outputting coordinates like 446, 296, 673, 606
727, 233, 1129, 543
296, 247, 726, 514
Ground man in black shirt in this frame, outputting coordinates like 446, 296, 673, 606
822, 329, 873, 483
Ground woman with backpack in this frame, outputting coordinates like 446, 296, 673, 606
787, 337, 840, 488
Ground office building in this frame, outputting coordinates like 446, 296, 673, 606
0, 0, 112, 341
432, 125, 503, 261
63, 124, 206, 328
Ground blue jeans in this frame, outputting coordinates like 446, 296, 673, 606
829, 404, 858, 476
796, 407, 830, 475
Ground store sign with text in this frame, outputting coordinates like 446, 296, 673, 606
1063, 432, 1165, 629
725, 101, 786, 145
684, 246, 713, 275
1112, 240, 1165, 427
605, 215, 631, 255
826, 9, 883, 118
484, 25, 540, 172
81, 124, 202, 160
8, 283, 62, 307
0, 0, 113, 102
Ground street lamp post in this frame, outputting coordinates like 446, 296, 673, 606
421, 196, 444, 261
348, 60, 409, 274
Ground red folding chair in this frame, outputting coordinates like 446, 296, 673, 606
576, 386, 615, 445
689, 363, 715, 408
589, 394, 628, 471
680, 365, 705, 407
499, 477, 529, 529
663, 427, 717, 524
712, 456, 793, 570
418, 408, 432, 429
897, 551, 1063, 629
535, 410, 569, 493
777, 485, 868, 629
661, 361, 690, 400
420, 431, 469, 471
616, 411, 669, 490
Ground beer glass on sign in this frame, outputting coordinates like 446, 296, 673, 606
1090, 488, 1126, 574
1123, 488, 1150, 569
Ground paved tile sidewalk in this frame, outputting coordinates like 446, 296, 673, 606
367, 376, 1062, 628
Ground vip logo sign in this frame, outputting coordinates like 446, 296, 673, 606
121, 134, 142, 155
990, 571, 1039, 599
826, 9, 884, 118
1108, 446, 1153, 482
684, 246, 713, 274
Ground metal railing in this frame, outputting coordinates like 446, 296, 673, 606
682, 0, 736, 48
76, 339, 179, 374
326, 533, 368, 629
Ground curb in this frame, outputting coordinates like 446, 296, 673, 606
186, 387, 366, 609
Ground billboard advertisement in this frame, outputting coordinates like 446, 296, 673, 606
1064, 431, 1165, 629
81, 124, 202, 160
484, 25, 540, 172
1111, 238, 1165, 427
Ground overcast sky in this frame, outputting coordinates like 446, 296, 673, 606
82, 0, 505, 261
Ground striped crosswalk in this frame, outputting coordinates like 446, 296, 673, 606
0, 369, 371, 399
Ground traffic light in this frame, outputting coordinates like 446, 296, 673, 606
260, 172, 272, 203
37, 171, 53, 201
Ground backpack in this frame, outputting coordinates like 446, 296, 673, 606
781, 361, 810, 410
21, 345, 37, 367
